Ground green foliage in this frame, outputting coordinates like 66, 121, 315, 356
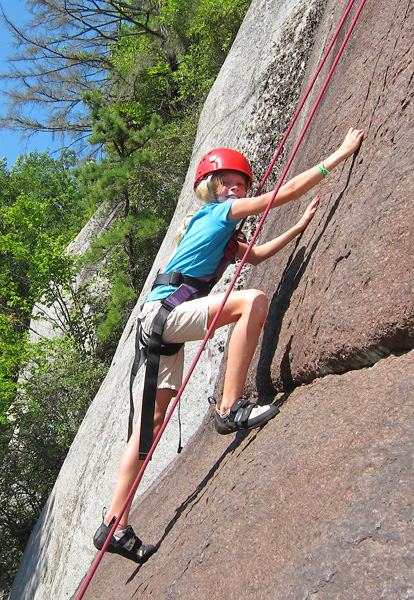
0, 337, 106, 591
0, 315, 26, 421
0, 151, 95, 449
81, 89, 163, 210
0, 154, 104, 590
161, 0, 252, 103
0, 195, 73, 315
3, 151, 84, 238
0, 150, 86, 319
110, 0, 252, 119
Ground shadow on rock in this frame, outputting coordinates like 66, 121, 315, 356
256, 155, 359, 394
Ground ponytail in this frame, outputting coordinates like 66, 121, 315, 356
173, 174, 222, 249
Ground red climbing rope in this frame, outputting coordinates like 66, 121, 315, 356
252, 0, 358, 200
236, 0, 358, 235
77, 1, 366, 597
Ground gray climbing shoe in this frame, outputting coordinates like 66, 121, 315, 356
215, 398, 279, 435
93, 518, 156, 563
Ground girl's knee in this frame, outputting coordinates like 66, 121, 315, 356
244, 289, 269, 316
209, 289, 268, 329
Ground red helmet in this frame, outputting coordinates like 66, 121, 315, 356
194, 148, 253, 190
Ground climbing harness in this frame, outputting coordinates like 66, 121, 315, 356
130, 276, 212, 459
130, 228, 246, 460
76, 1, 367, 597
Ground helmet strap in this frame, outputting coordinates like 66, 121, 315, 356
206, 174, 218, 204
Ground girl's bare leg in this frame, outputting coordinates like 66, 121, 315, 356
207, 289, 269, 412
105, 387, 175, 530
105, 288, 268, 528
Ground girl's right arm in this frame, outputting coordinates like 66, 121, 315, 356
236, 196, 320, 265
229, 127, 364, 220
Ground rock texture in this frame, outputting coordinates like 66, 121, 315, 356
243, 0, 414, 398
76, 350, 414, 600
10, 0, 414, 599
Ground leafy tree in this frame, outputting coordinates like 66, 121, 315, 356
0, 0, 167, 147
0, 153, 107, 589
0, 314, 26, 421
76, 89, 168, 352
0, 151, 95, 426
0, 151, 86, 322
0, 337, 106, 592
160, 0, 252, 104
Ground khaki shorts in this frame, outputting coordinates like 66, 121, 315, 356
138, 296, 212, 391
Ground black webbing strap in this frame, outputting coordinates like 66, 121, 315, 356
128, 324, 147, 441
129, 280, 208, 460
152, 271, 214, 297
138, 303, 181, 459
128, 309, 183, 457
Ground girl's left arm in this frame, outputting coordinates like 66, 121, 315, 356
229, 127, 364, 220
236, 196, 320, 265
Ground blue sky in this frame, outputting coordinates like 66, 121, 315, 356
0, 0, 61, 167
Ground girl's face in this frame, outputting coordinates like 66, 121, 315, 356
215, 170, 248, 203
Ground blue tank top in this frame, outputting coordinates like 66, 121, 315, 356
145, 199, 241, 302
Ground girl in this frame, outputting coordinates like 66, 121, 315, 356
94, 127, 364, 561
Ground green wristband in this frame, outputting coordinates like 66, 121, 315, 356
316, 162, 329, 178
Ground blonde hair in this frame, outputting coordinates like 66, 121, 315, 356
173, 174, 223, 249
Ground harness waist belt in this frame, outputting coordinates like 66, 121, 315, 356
152, 271, 214, 297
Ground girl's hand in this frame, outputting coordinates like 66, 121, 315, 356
338, 127, 364, 159
297, 195, 320, 231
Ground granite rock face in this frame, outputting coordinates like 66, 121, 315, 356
243, 0, 414, 397
10, 0, 414, 599
77, 350, 414, 600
